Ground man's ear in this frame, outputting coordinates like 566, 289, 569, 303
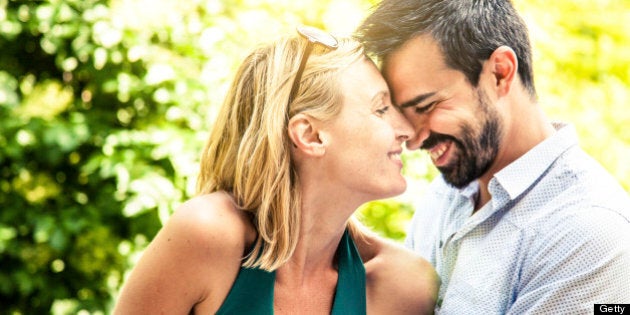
288, 113, 325, 156
487, 46, 518, 96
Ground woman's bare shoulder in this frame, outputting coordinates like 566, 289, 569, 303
172, 191, 256, 249
164, 193, 253, 252
357, 232, 439, 315
113, 191, 255, 314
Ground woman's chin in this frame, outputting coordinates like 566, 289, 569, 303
379, 181, 407, 200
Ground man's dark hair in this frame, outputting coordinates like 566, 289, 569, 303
356, 0, 536, 98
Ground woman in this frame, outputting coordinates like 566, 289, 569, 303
114, 26, 438, 314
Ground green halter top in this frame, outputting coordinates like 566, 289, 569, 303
215, 229, 366, 314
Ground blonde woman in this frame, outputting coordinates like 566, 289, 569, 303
114, 26, 438, 314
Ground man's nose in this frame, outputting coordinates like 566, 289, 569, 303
403, 116, 430, 151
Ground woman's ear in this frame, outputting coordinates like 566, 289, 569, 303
288, 113, 325, 156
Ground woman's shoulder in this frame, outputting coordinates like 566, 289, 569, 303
356, 231, 439, 314
170, 191, 257, 251
113, 191, 256, 314
162, 192, 258, 312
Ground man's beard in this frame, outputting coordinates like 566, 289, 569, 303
422, 90, 503, 188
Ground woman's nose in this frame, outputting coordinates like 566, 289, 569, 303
394, 110, 415, 142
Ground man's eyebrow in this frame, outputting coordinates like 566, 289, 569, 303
398, 92, 436, 108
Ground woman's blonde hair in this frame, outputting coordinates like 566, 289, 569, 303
197, 33, 364, 271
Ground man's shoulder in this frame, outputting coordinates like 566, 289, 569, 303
566, 154, 626, 202
516, 195, 630, 266
512, 145, 630, 225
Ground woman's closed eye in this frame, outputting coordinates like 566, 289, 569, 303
375, 105, 390, 115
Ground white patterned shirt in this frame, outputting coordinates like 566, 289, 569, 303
405, 124, 630, 314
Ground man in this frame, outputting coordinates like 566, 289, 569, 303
357, 0, 630, 313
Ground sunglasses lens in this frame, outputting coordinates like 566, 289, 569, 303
296, 25, 338, 49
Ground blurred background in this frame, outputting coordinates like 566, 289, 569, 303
0, 0, 628, 313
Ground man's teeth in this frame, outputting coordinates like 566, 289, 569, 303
430, 145, 447, 160
389, 152, 401, 161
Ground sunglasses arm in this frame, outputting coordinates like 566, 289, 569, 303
288, 41, 314, 104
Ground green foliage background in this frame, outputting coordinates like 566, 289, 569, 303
0, 0, 628, 313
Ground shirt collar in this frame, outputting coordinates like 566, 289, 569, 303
492, 122, 579, 200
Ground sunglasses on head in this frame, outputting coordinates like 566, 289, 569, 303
287, 25, 339, 105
